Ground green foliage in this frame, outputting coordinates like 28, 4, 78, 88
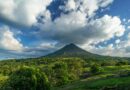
101, 60, 117, 66
0, 74, 8, 89
40, 58, 84, 86
2, 66, 50, 90
52, 62, 69, 86
66, 59, 84, 80
53, 70, 130, 90
90, 64, 103, 74
0, 56, 130, 90
116, 61, 129, 66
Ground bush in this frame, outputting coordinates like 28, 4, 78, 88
52, 62, 69, 86
90, 64, 103, 74
2, 66, 50, 90
101, 61, 116, 66
67, 59, 84, 80
116, 61, 129, 66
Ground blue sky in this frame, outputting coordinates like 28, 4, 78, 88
0, 0, 130, 59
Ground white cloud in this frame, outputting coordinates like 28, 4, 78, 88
86, 15, 125, 42
38, 14, 125, 46
63, 0, 76, 11
99, 0, 113, 7
54, 11, 87, 30
0, 0, 52, 27
0, 26, 23, 51
60, 0, 113, 17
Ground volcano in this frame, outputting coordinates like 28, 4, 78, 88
46, 43, 102, 59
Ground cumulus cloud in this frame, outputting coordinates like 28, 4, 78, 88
60, 0, 113, 17
37, 0, 118, 46
0, 0, 52, 27
86, 15, 125, 42
38, 14, 125, 46
0, 26, 23, 51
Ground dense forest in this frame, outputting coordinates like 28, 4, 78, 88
0, 57, 130, 90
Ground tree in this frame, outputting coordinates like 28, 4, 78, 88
52, 62, 69, 86
67, 59, 84, 80
2, 66, 50, 90
116, 61, 129, 66
90, 64, 103, 74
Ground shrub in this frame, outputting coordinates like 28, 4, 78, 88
90, 64, 103, 74
116, 61, 129, 66
67, 59, 84, 80
2, 66, 50, 90
52, 62, 69, 86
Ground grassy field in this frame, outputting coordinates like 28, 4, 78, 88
53, 65, 130, 90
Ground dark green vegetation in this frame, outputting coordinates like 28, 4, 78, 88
1, 66, 50, 90
0, 44, 130, 90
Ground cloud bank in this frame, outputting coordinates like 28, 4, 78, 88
0, 0, 52, 27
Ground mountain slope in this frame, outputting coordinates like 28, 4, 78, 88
46, 43, 105, 59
